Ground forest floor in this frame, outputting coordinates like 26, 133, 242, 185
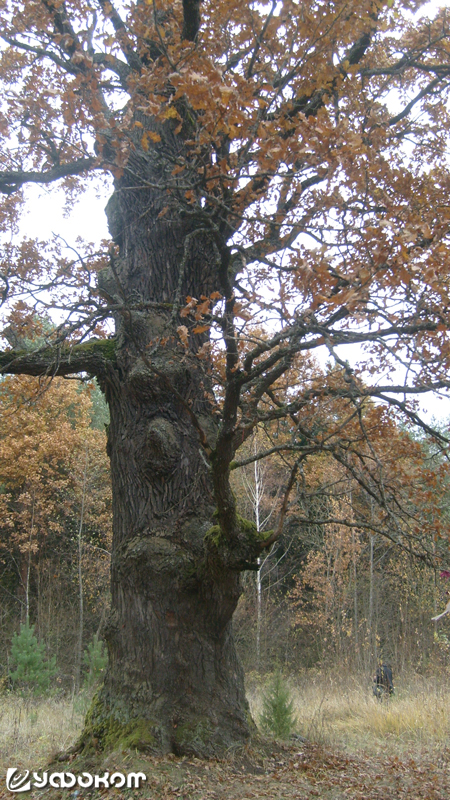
0, 739, 449, 800
0, 672, 449, 799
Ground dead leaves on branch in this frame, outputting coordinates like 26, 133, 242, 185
2, 0, 450, 306
1, 0, 448, 212
2, 2, 450, 481
176, 292, 222, 347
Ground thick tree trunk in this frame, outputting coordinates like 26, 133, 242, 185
84, 367, 251, 756
80, 126, 254, 756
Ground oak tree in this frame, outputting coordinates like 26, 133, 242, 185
1, 0, 450, 755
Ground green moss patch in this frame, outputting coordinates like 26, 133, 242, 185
72, 338, 117, 362
172, 718, 215, 756
204, 524, 221, 547
80, 695, 157, 753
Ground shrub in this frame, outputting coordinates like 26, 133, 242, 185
9, 622, 56, 696
259, 671, 297, 739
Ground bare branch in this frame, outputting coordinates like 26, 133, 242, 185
387, 76, 445, 127
0, 339, 116, 379
0, 157, 97, 195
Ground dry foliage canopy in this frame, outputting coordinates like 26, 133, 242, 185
1, 0, 450, 559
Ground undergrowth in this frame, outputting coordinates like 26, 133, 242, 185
1, 670, 450, 771
0, 692, 86, 771
247, 669, 450, 756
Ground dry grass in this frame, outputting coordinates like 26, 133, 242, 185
0, 692, 88, 772
1, 672, 450, 773
247, 670, 450, 756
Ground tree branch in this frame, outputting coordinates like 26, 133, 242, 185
96, 0, 142, 72
0, 339, 116, 379
387, 76, 445, 127
182, 0, 201, 42
280, 27, 376, 123
0, 157, 97, 195
0, 35, 80, 75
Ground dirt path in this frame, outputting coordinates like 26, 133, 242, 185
1, 742, 449, 799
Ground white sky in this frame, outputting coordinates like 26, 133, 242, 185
22, 181, 110, 244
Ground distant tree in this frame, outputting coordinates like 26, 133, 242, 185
0, 376, 111, 680
289, 410, 450, 668
1, 0, 450, 755
0, 376, 111, 614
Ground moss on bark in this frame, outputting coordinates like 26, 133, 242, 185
0, 338, 117, 377
79, 694, 159, 753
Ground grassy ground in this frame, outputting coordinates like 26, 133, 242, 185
0, 674, 449, 798
247, 670, 450, 756
0, 691, 88, 771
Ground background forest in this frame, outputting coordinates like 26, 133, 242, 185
1, 368, 449, 694
0, 375, 111, 693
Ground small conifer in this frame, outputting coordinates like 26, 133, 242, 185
259, 671, 297, 740
9, 621, 56, 696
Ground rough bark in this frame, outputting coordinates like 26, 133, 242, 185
0, 113, 263, 755
78, 334, 249, 754
77, 120, 258, 756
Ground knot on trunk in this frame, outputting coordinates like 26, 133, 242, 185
117, 535, 190, 578
142, 417, 180, 476
128, 357, 189, 402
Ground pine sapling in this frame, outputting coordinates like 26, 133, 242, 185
83, 633, 107, 689
9, 621, 56, 696
259, 671, 297, 740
